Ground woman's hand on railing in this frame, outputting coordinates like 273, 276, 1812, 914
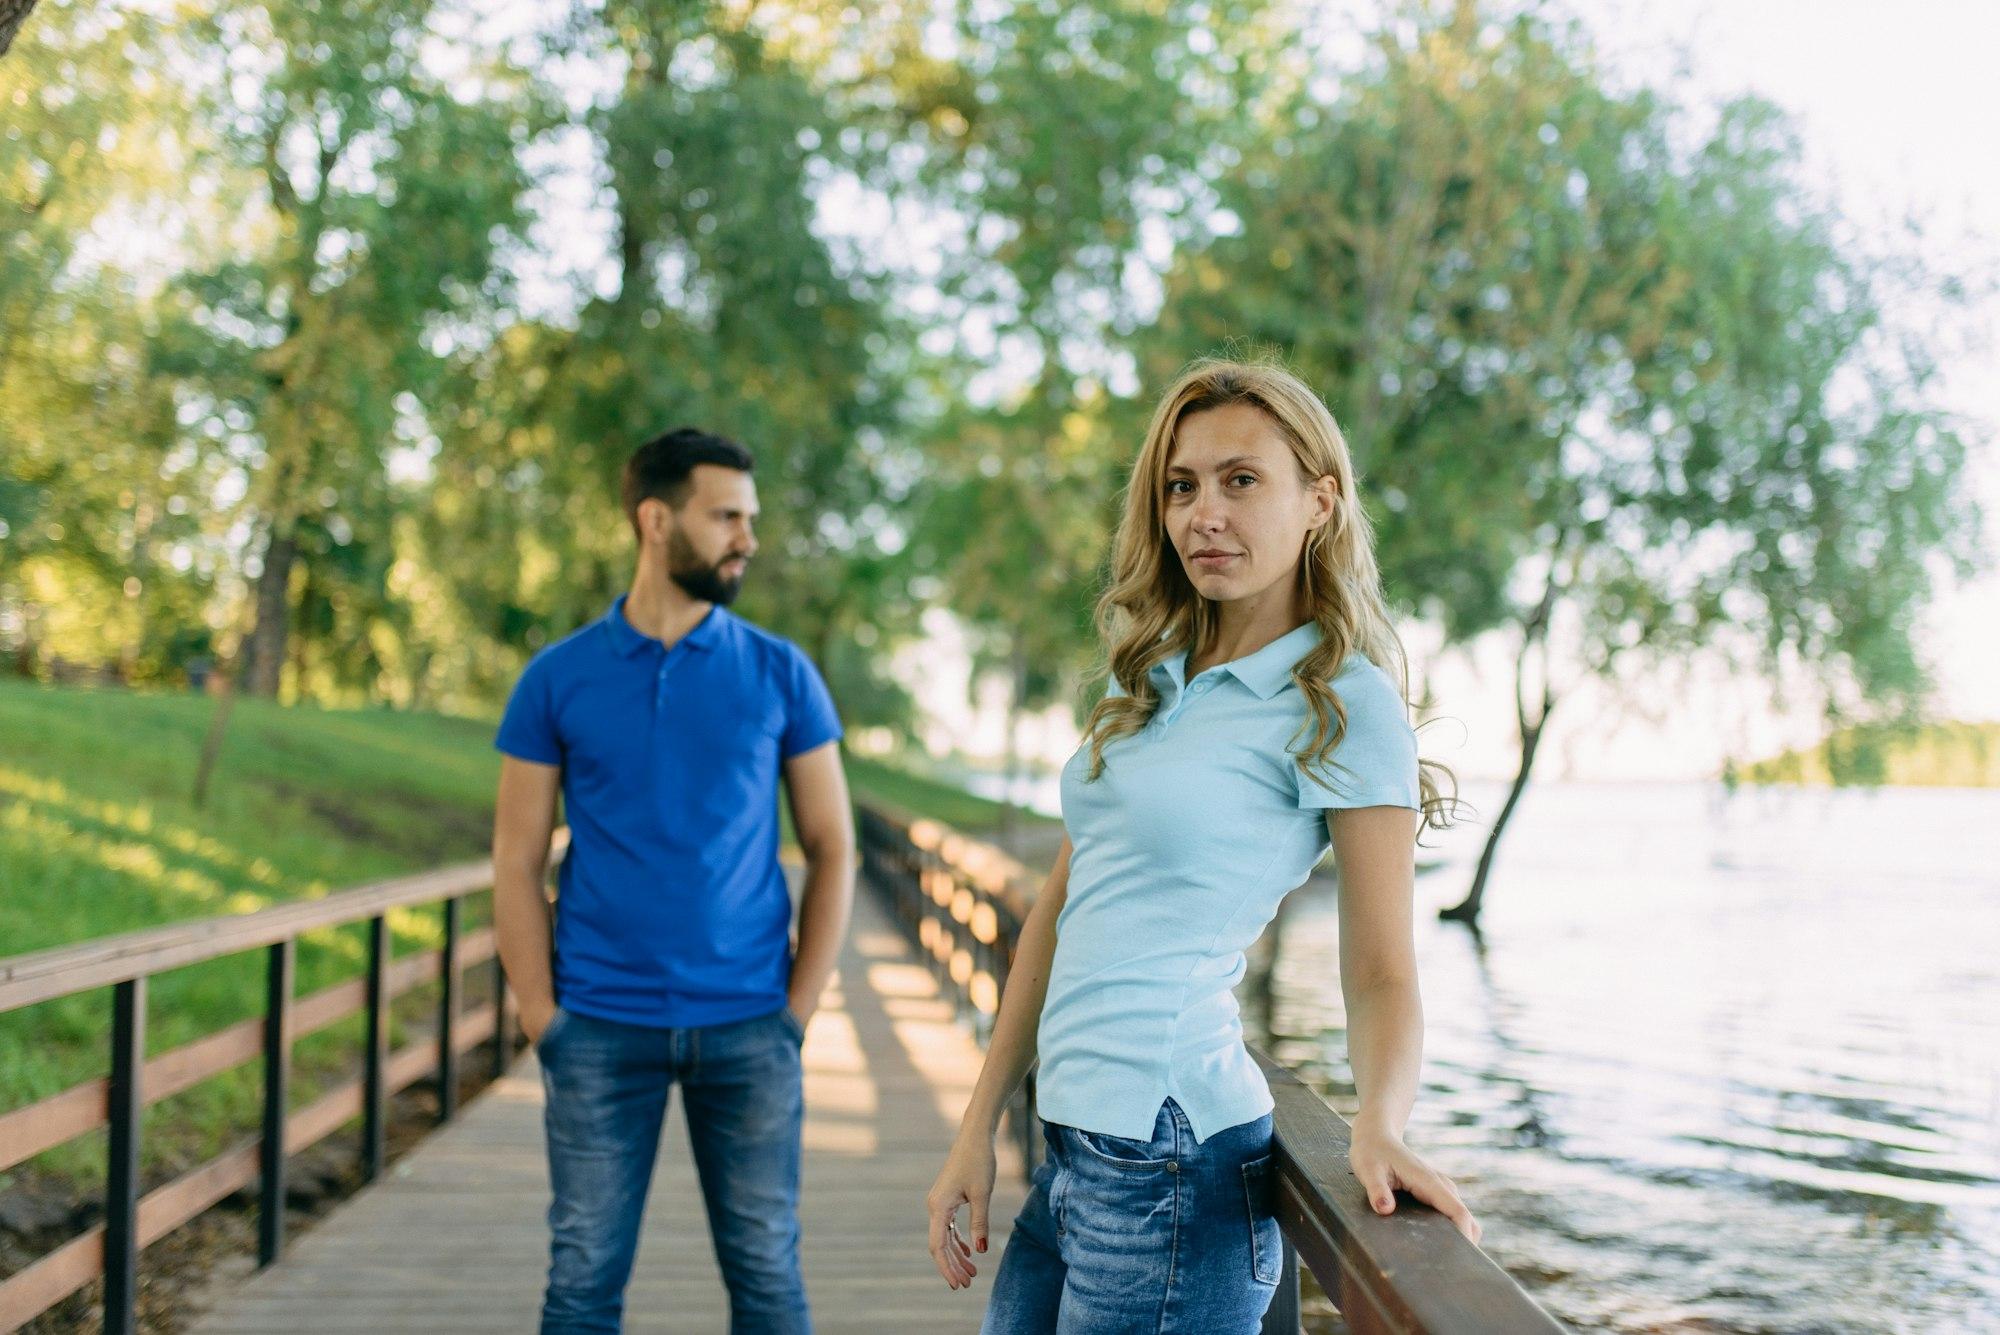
925, 1132, 997, 1289
1348, 1121, 1482, 1244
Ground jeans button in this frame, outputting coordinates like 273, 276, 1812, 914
1165, 1160, 1179, 1173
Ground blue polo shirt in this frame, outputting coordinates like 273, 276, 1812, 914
1037, 621, 1420, 1143
494, 596, 842, 1028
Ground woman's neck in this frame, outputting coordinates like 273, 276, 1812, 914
1189, 583, 1311, 674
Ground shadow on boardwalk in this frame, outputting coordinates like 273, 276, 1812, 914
191, 889, 1026, 1333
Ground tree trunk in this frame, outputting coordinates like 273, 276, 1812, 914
1438, 705, 1552, 924
0, 0, 43, 57
1439, 563, 1565, 926
288, 564, 314, 697
239, 523, 298, 698
405, 646, 435, 712
193, 680, 238, 808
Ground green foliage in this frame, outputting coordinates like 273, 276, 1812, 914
0, 0, 1982, 804
901, 2, 1270, 710
0, 3, 222, 681
1148, 2, 1982, 721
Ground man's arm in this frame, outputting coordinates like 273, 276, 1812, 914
781, 739, 855, 1025
493, 756, 561, 1043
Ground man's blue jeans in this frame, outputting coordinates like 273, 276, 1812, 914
536, 1005, 810, 1334
980, 1098, 1281, 1334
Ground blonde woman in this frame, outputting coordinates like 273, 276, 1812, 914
925, 358, 1479, 1333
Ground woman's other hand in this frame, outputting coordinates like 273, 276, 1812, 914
925, 1134, 998, 1289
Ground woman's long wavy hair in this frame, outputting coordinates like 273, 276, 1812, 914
1080, 356, 1457, 831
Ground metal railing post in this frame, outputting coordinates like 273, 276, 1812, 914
258, 939, 295, 1266
103, 976, 145, 1335
438, 896, 460, 1121
362, 915, 389, 1180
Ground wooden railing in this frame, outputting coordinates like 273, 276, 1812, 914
0, 832, 566, 1334
854, 802, 1566, 1335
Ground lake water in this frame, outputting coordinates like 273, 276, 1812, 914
963, 770, 2000, 1329
1239, 780, 2000, 1333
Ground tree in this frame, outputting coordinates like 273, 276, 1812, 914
0, 0, 40, 57
416, 3, 917, 718
1149, 2, 1984, 923
1, 3, 222, 682
154, 0, 541, 698
897, 0, 1270, 791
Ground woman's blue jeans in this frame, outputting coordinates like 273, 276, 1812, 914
536, 1006, 811, 1335
981, 1098, 1282, 1334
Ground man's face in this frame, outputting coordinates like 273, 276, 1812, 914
648, 464, 759, 605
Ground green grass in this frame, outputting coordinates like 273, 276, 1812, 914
0, 681, 1038, 1189
842, 754, 1058, 834
1741, 719, 2000, 787
0, 681, 507, 1187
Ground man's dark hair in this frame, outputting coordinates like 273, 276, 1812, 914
621, 427, 755, 535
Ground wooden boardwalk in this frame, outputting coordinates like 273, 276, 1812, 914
192, 889, 1026, 1333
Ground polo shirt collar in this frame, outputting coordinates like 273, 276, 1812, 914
601, 594, 727, 657
1226, 620, 1321, 699
1151, 620, 1321, 701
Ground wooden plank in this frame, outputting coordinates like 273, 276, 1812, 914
0, 1228, 100, 1331
0, 830, 554, 1014
1258, 1055, 1564, 1335
0, 864, 492, 1011
0, 1019, 517, 1328
0, 1079, 102, 1175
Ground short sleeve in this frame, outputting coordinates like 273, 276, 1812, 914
495, 655, 562, 766
780, 647, 843, 759
1293, 664, 1420, 811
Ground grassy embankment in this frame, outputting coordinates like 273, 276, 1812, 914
0, 679, 1042, 1189
1743, 720, 2000, 787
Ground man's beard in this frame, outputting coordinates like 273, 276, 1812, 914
667, 529, 748, 605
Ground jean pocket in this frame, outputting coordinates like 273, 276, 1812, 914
1069, 1125, 1172, 1172
778, 1005, 806, 1046
1242, 1154, 1282, 1285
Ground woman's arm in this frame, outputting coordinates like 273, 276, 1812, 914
926, 834, 1073, 1289
1333, 805, 1423, 1135
1331, 805, 1481, 1243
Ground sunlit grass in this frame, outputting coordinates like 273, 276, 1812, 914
0, 681, 503, 1188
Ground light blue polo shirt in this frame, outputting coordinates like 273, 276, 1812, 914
1037, 620, 1420, 1143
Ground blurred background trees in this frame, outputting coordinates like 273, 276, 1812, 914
1, 0, 1986, 915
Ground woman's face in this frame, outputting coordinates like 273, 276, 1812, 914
1163, 402, 1336, 608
